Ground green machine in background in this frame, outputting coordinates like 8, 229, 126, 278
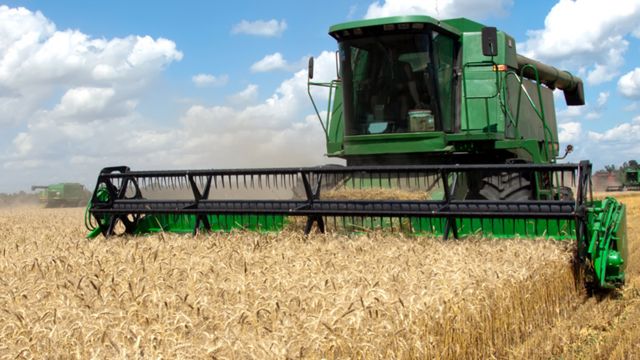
31, 183, 90, 208
87, 16, 627, 289
607, 168, 640, 192
623, 168, 640, 190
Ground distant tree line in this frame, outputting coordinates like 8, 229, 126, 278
601, 160, 638, 173
598, 160, 639, 182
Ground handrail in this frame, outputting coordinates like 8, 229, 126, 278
307, 79, 341, 143
520, 64, 556, 163
502, 72, 553, 157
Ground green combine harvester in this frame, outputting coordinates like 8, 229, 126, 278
607, 168, 640, 191
31, 183, 90, 208
86, 16, 627, 289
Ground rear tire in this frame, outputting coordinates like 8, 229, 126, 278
476, 172, 533, 201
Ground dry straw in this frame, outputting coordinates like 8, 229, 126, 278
0, 207, 582, 359
322, 188, 428, 200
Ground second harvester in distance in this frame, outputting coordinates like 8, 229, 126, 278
607, 168, 640, 192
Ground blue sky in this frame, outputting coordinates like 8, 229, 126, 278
1, 0, 640, 192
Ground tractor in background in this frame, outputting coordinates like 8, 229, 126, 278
606, 168, 640, 192
31, 183, 91, 208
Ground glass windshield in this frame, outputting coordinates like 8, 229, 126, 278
339, 31, 454, 136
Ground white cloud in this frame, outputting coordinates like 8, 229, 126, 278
557, 105, 583, 121
12, 132, 33, 156
596, 91, 609, 107
588, 119, 640, 143
227, 84, 259, 107
127, 36, 182, 68
583, 116, 640, 165
347, 5, 358, 19
0, 5, 184, 191
585, 112, 600, 120
624, 102, 639, 112
251, 53, 289, 72
558, 121, 581, 143
364, 0, 513, 19
165, 51, 338, 169
0, 5, 182, 128
55, 87, 115, 116
557, 90, 608, 122
554, 116, 640, 168
520, 0, 640, 85
192, 73, 229, 87
1, 23, 339, 193
618, 68, 640, 98
577, 91, 610, 120
250, 52, 309, 73
231, 19, 287, 37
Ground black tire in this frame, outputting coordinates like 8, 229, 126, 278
558, 186, 574, 201
477, 172, 533, 201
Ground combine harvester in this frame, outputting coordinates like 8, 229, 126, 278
606, 168, 640, 192
31, 183, 90, 208
86, 16, 626, 289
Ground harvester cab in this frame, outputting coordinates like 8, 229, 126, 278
626, 169, 640, 190
309, 18, 583, 168
86, 16, 627, 289
621, 168, 640, 191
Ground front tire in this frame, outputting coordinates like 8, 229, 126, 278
477, 173, 533, 201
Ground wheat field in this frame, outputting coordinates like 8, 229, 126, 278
0, 194, 638, 359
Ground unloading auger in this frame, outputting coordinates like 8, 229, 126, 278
87, 16, 627, 289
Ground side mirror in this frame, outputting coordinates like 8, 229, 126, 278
565, 144, 574, 154
481, 27, 498, 57
557, 144, 574, 160
308, 56, 314, 80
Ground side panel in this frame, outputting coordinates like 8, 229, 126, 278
505, 79, 557, 146
47, 184, 65, 200
63, 184, 87, 201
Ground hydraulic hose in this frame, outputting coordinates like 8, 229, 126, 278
84, 185, 109, 235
